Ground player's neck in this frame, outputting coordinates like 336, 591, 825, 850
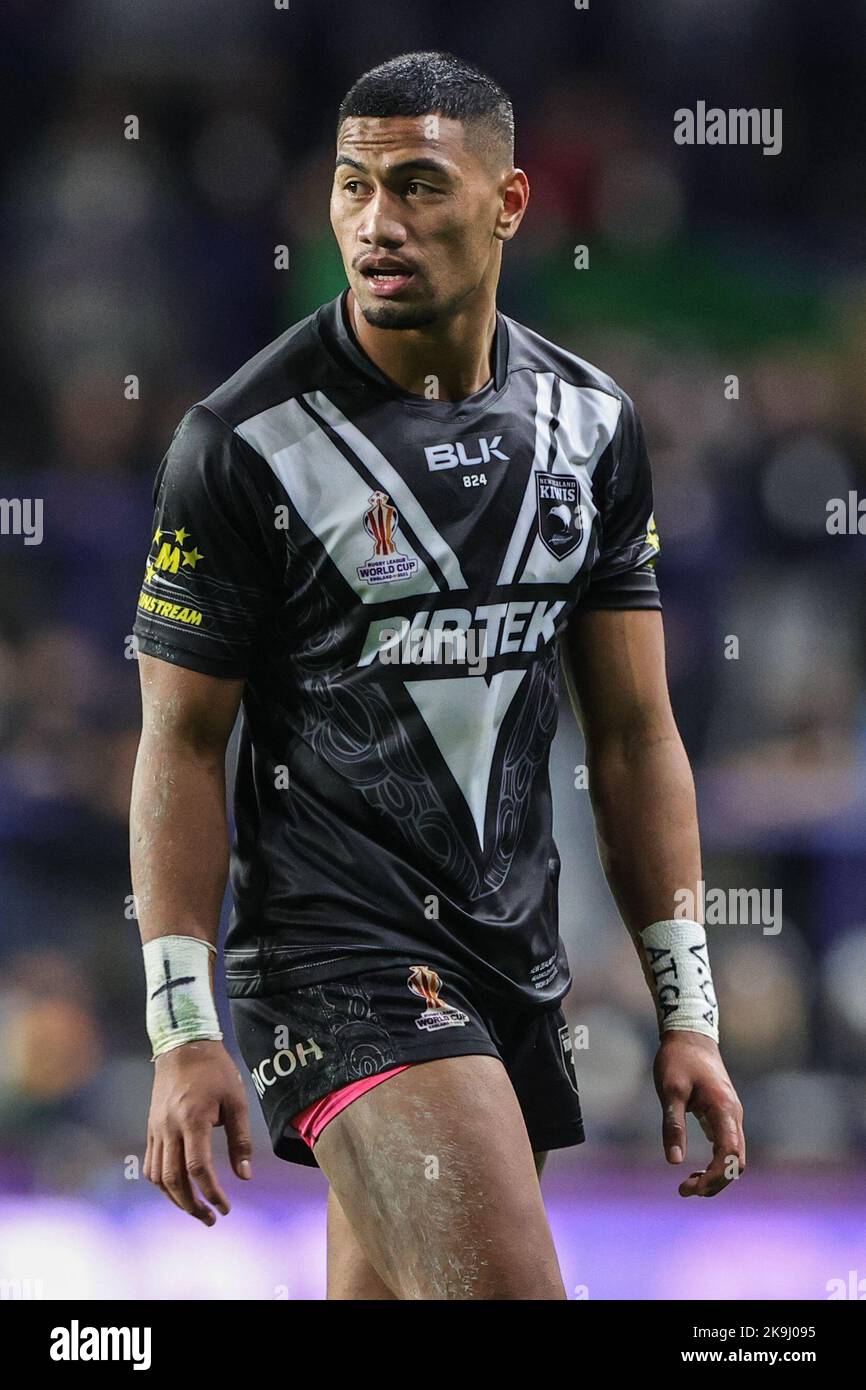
346, 287, 498, 402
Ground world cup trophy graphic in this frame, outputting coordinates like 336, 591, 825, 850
363, 491, 398, 556
407, 965, 470, 1032
357, 491, 419, 585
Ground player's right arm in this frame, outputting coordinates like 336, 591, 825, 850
129, 404, 285, 1223
131, 654, 252, 1225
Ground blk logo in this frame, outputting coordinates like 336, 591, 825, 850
425, 436, 509, 471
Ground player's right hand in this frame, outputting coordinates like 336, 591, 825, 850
144, 1039, 252, 1225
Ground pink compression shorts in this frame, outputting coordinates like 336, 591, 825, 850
290, 1064, 413, 1150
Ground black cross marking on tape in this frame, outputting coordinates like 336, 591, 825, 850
150, 958, 195, 1029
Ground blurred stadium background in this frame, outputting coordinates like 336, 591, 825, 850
1, 0, 865, 1300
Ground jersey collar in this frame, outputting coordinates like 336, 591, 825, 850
319, 288, 509, 404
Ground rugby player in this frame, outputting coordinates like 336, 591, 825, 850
131, 51, 745, 1300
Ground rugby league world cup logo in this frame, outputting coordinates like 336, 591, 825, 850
357, 491, 419, 585
408, 965, 470, 1031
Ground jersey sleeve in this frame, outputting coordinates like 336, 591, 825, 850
579, 391, 661, 611
133, 403, 283, 677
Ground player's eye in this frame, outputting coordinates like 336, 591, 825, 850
406, 180, 436, 196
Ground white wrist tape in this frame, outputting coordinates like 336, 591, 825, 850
144, 935, 222, 1060
638, 919, 719, 1042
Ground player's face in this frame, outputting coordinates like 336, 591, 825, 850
331, 115, 510, 329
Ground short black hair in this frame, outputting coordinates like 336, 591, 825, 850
336, 51, 514, 168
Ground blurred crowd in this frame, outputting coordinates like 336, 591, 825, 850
1, 0, 865, 1190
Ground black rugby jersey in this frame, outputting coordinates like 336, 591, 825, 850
132, 290, 661, 1008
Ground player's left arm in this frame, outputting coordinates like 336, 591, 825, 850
561, 381, 746, 1199
561, 605, 745, 1196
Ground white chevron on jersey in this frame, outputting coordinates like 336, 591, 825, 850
235, 398, 443, 602
304, 391, 469, 592
404, 669, 526, 851
498, 372, 557, 584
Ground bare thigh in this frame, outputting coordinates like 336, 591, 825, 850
327, 1150, 549, 1299
316, 1054, 564, 1300
327, 1187, 397, 1299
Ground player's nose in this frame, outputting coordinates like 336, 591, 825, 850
357, 190, 408, 248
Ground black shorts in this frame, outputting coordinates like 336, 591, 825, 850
229, 960, 586, 1168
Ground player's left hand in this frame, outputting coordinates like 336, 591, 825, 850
653, 1030, 746, 1198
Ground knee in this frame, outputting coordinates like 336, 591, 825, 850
395, 1240, 566, 1301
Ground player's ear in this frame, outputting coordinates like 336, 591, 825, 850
494, 168, 529, 242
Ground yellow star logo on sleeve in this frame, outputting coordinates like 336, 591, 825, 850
174, 526, 189, 545
182, 547, 203, 569
646, 514, 661, 553
153, 528, 164, 544
145, 563, 156, 582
